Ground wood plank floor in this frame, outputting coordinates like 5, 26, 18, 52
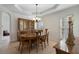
0, 40, 57, 54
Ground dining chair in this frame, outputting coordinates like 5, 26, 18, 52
31, 31, 44, 53
36, 31, 45, 50
18, 31, 29, 53
40, 34, 47, 48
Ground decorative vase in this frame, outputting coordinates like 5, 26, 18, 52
66, 17, 75, 46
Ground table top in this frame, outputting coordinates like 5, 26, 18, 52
20, 33, 45, 40
20, 33, 36, 38
53, 38, 79, 54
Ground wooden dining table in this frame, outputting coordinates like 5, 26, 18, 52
19, 29, 47, 53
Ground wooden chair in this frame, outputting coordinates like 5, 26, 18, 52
36, 31, 46, 50
40, 34, 47, 48
33, 31, 44, 52
18, 30, 40, 53
18, 31, 29, 53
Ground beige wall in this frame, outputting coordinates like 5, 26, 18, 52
42, 14, 60, 42
42, 5, 79, 41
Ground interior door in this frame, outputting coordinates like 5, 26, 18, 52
0, 12, 11, 47
2, 12, 10, 34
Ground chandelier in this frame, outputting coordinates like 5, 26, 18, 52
33, 4, 41, 22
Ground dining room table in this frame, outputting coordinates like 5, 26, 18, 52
19, 32, 46, 53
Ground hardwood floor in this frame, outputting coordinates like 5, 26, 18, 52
0, 40, 57, 54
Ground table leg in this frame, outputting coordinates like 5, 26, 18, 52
36, 39, 39, 53
28, 40, 31, 53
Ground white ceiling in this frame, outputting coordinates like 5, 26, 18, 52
18, 4, 56, 13
1, 4, 77, 17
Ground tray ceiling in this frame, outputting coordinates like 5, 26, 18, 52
1, 4, 77, 17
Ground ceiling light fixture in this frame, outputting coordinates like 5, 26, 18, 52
33, 4, 41, 22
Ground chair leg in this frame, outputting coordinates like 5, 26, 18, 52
44, 41, 46, 48
20, 42, 24, 54
28, 40, 31, 54
19, 43, 22, 53
41, 42, 43, 50
18, 42, 21, 51
47, 37, 49, 45
40, 41, 43, 50
36, 40, 39, 53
